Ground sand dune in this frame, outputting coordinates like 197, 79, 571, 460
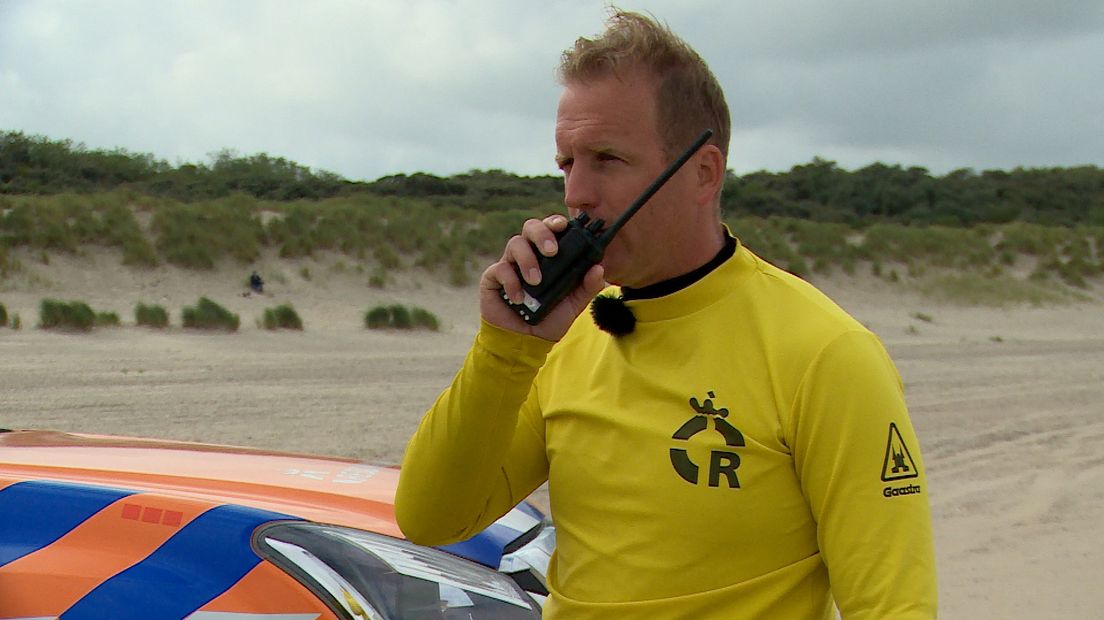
1, 251, 1102, 618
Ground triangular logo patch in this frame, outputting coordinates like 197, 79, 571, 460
881, 422, 919, 482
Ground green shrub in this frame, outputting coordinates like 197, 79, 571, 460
917, 273, 1079, 307
728, 217, 800, 267
181, 297, 240, 331
447, 254, 471, 286
995, 222, 1068, 256
389, 304, 412, 329
910, 312, 934, 323
411, 307, 440, 331
375, 244, 401, 270
862, 223, 996, 270
39, 298, 96, 331
364, 304, 439, 331
152, 199, 264, 269
95, 311, 120, 327
0, 303, 6, 326
121, 236, 159, 267
262, 304, 303, 330
789, 219, 857, 273
364, 305, 391, 329
368, 267, 388, 289
786, 256, 810, 278
10, 313, 20, 330
135, 303, 169, 328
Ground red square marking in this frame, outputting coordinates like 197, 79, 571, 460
121, 504, 141, 520
162, 510, 183, 527
141, 507, 163, 524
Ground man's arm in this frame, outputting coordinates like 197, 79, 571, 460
395, 321, 554, 546
397, 213, 606, 545
791, 330, 938, 619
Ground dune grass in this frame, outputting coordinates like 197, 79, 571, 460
4, 191, 1100, 288
262, 304, 303, 330
135, 302, 170, 328
39, 298, 96, 331
181, 297, 240, 331
95, 311, 120, 327
2, 192, 1101, 316
916, 273, 1089, 307
364, 304, 439, 331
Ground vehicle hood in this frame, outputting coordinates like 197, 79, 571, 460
0, 429, 406, 536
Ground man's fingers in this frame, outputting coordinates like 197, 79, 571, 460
502, 234, 542, 286
482, 260, 523, 303
505, 214, 569, 286
521, 217, 562, 258
544, 213, 569, 232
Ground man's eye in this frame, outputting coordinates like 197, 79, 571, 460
596, 153, 620, 163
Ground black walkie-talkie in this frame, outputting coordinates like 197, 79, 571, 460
501, 128, 714, 325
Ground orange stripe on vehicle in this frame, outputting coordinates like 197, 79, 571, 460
0, 477, 22, 493
199, 560, 339, 618
0, 493, 207, 617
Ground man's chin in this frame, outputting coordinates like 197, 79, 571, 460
599, 262, 642, 289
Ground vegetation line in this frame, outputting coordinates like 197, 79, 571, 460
1, 130, 1101, 305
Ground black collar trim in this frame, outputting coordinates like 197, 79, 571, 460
621, 235, 737, 301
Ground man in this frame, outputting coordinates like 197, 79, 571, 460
397, 9, 936, 619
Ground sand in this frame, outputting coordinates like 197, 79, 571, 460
2, 250, 1102, 618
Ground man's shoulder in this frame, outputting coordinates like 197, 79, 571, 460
736, 248, 873, 350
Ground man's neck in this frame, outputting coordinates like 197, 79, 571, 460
622, 233, 736, 301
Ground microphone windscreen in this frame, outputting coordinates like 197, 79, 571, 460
590, 293, 636, 336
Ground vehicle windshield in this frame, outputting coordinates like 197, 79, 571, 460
256, 522, 542, 620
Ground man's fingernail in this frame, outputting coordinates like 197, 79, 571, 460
528, 267, 541, 284
543, 240, 556, 254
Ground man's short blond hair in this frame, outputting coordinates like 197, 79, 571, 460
558, 9, 730, 166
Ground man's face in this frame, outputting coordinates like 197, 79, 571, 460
555, 71, 698, 288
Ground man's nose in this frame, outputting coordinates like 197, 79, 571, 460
563, 167, 598, 214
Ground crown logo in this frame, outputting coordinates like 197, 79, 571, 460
689, 391, 728, 418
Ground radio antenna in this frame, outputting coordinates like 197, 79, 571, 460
598, 128, 713, 246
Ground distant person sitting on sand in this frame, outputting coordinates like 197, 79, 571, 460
249, 271, 264, 294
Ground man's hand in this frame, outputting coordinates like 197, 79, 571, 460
480, 214, 606, 341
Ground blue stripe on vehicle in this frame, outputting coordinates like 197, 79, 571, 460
438, 505, 543, 568
0, 480, 134, 567
515, 501, 543, 521
61, 504, 297, 620
439, 522, 524, 568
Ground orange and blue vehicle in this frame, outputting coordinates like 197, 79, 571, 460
0, 429, 552, 619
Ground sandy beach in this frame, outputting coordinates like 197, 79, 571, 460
2, 251, 1102, 618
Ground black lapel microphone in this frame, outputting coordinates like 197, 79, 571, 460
590, 292, 636, 336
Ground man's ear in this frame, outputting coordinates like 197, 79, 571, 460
695, 144, 725, 207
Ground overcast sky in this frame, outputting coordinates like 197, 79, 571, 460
1, 1, 1101, 182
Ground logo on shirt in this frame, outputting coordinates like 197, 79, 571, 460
881, 422, 923, 499
881, 422, 919, 482
669, 391, 745, 488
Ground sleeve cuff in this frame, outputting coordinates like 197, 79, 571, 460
475, 319, 555, 373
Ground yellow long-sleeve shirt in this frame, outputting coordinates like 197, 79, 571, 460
397, 242, 937, 618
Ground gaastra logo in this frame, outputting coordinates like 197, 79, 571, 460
883, 484, 922, 498
881, 422, 919, 482
669, 391, 745, 488
881, 422, 922, 499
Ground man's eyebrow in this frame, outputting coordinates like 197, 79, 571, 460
555, 145, 622, 167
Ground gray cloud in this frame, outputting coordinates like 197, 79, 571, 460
1, 0, 1101, 181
